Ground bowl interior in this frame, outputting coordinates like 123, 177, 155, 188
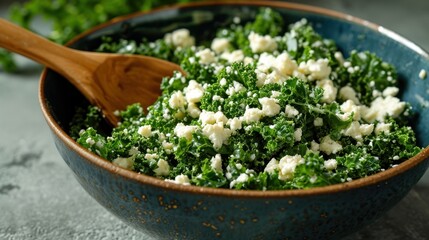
42, 3, 429, 155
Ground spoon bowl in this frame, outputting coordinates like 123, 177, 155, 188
0, 19, 182, 125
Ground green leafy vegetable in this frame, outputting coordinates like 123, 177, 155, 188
69, 8, 421, 190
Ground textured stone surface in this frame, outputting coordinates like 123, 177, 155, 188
0, 0, 428, 239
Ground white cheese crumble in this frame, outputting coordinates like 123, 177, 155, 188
298, 58, 331, 81
138, 125, 152, 138
419, 69, 427, 79
317, 79, 338, 103
112, 156, 134, 170
187, 102, 201, 118
221, 50, 245, 63
338, 86, 360, 104
324, 159, 338, 170
166, 174, 191, 185
342, 121, 374, 141
382, 86, 399, 97
241, 107, 263, 123
334, 51, 344, 64
375, 122, 392, 135
145, 153, 158, 161
230, 173, 249, 188
228, 117, 242, 131
320, 135, 343, 155
196, 48, 216, 64
313, 117, 323, 127
211, 38, 230, 53
199, 110, 229, 126
184, 80, 205, 104
169, 91, 186, 109
211, 154, 223, 172
285, 105, 299, 118
162, 141, 174, 153
294, 128, 302, 142
248, 31, 277, 53
362, 96, 406, 122
153, 159, 170, 176
274, 52, 298, 76
264, 155, 305, 181
174, 123, 198, 141
199, 111, 232, 149
226, 81, 245, 96
202, 122, 232, 150
164, 28, 195, 48
310, 140, 320, 152
337, 100, 361, 121
254, 52, 299, 87
259, 97, 281, 117
86, 138, 95, 146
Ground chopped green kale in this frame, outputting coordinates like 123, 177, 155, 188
70, 8, 421, 190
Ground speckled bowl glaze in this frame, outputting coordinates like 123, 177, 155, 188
39, 1, 429, 239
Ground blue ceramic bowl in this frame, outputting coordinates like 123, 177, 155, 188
39, 1, 429, 239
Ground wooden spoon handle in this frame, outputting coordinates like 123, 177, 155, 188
0, 18, 94, 78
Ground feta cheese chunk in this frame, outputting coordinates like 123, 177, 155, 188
320, 135, 343, 155
199, 110, 228, 126
226, 81, 245, 96
184, 80, 205, 103
264, 155, 305, 181
375, 122, 392, 135
273, 52, 298, 76
337, 100, 361, 121
298, 58, 331, 80
196, 48, 216, 64
169, 91, 186, 109
187, 102, 201, 118
228, 117, 242, 131
317, 79, 338, 103
419, 69, 427, 79
164, 28, 195, 48
211, 154, 223, 172
313, 117, 323, 127
166, 174, 191, 185
342, 121, 374, 141
259, 97, 281, 117
230, 173, 250, 188
285, 105, 299, 118
138, 125, 152, 138
202, 122, 232, 149
294, 128, 302, 142
241, 107, 263, 123
154, 159, 170, 176
339, 86, 360, 104
248, 31, 277, 53
211, 38, 230, 53
174, 123, 198, 141
382, 87, 399, 97
221, 50, 244, 63
362, 96, 406, 122
112, 156, 134, 170
324, 159, 338, 171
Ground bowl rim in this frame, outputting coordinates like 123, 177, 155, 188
39, 0, 429, 198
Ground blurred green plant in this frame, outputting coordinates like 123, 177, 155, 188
0, 0, 200, 72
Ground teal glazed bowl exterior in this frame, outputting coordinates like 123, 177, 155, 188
39, 1, 429, 239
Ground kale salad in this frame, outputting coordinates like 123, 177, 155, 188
70, 8, 421, 190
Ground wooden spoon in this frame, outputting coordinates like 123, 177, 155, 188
0, 18, 183, 126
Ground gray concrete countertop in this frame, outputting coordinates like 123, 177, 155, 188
1, 0, 428, 239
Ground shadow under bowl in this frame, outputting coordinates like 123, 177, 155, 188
39, 1, 429, 239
